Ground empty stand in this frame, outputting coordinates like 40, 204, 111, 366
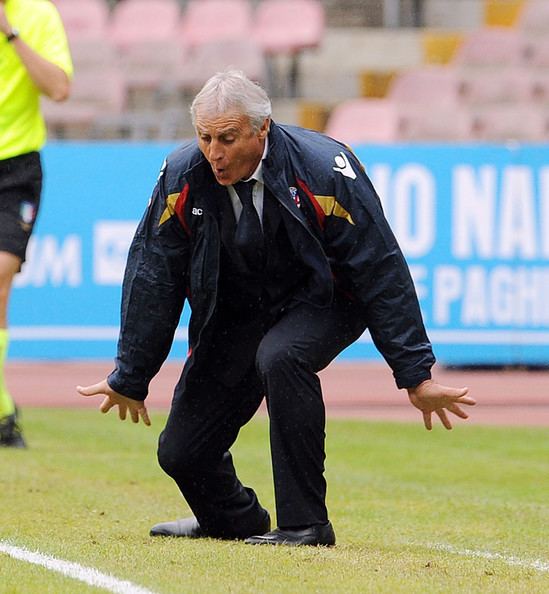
459, 67, 534, 105
518, 0, 549, 34
109, 0, 181, 52
483, 0, 525, 27
68, 38, 118, 71
421, 31, 464, 65
523, 37, 549, 68
180, 0, 253, 47
471, 103, 548, 142
119, 40, 189, 108
324, 99, 402, 144
43, 68, 127, 139
454, 27, 527, 67
54, 0, 109, 41
175, 39, 267, 96
253, 0, 325, 97
388, 66, 463, 107
398, 104, 475, 142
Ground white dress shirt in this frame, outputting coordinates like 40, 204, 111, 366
227, 137, 269, 227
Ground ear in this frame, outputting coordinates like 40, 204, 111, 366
258, 117, 271, 139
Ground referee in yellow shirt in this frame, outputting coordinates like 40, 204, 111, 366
0, 0, 72, 447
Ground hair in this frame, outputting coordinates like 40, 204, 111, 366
190, 70, 272, 132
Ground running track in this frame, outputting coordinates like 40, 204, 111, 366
7, 361, 549, 426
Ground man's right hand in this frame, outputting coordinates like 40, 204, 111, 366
76, 380, 151, 426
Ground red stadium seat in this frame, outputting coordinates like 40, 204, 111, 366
324, 99, 402, 144
109, 0, 182, 52
180, 0, 253, 48
54, 0, 109, 41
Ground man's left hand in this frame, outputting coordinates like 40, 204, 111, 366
407, 379, 475, 430
77, 379, 151, 426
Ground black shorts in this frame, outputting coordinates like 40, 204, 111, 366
0, 151, 42, 262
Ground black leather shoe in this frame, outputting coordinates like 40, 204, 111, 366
245, 521, 336, 546
150, 511, 271, 540
150, 517, 203, 538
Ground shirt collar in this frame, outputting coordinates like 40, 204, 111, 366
241, 136, 269, 185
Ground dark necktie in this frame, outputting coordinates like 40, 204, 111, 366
234, 180, 264, 272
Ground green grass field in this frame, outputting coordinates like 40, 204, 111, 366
1, 408, 547, 594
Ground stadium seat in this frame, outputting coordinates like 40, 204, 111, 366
180, 0, 253, 48
43, 68, 127, 139
471, 103, 548, 142
175, 39, 267, 96
458, 67, 534, 105
397, 104, 475, 142
453, 27, 527, 67
54, 0, 109, 41
421, 31, 464, 65
529, 71, 549, 103
483, 0, 525, 27
68, 38, 119, 72
523, 37, 549, 68
518, 0, 549, 34
109, 0, 182, 52
324, 99, 402, 144
118, 39, 189, 108
388, 66, 463, 107
252, 0, 325, 97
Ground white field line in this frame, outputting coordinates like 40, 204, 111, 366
423, 542, 549, 573
0, 541, 158, 594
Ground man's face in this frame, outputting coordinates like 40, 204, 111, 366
195, 111, 269, 186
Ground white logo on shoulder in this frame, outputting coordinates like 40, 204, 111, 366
157, 158, 167, 181
192, 207, 203, 216
333, 152, 356, 180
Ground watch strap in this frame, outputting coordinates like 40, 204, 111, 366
6, 29, 19, 42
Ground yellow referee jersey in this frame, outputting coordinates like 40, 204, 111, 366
0, 0, 73, 161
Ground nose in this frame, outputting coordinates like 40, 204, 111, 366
209, 139, 224, 162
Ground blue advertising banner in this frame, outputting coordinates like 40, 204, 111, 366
9, 142, 549, 364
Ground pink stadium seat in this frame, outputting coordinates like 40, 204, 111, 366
529, 71, 549, 103
252, 0, 325, 55
43, 68, 127, 138
180, 0, 253, 48
54, 0, 109, 41
388, 66, 463, 107
454, 27, 527, 67
397, 104, 475, 142
253, 0, 325, 97
459, 67, 534, 105
471, 103, 548, 142
119, 39, 189, 108
324, 99, 402, 145
523, 37, 549, 68
68, 38, 118, 71
519, 0, 549, 34
176, 39, 267, 95
109, 0, 182, 52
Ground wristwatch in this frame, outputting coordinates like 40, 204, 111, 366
6, 28, 19, 43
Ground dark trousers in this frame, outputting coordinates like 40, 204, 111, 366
157, 297, 367, 536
